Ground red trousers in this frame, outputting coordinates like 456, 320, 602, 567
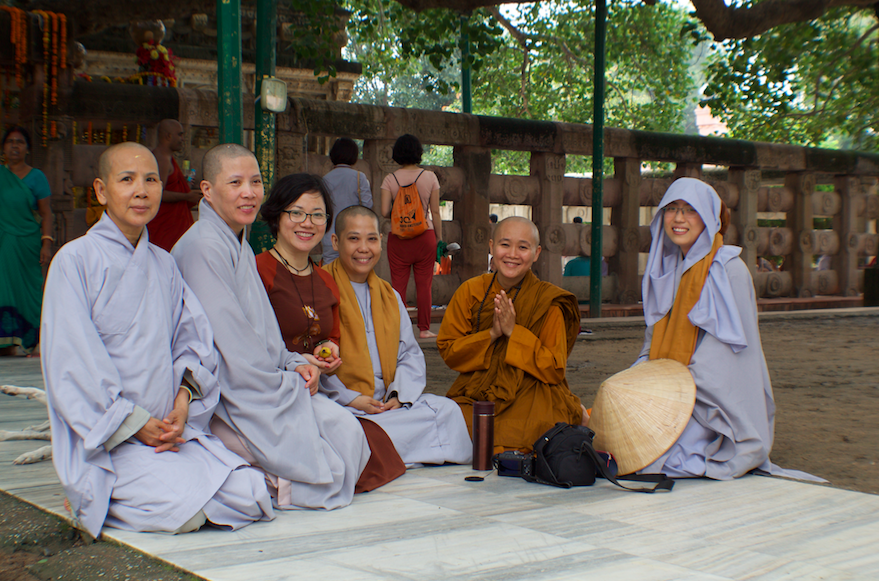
387, 229, 436, 331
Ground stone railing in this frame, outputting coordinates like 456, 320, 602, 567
58, 86, 879, 307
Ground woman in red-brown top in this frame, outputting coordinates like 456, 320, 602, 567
257, 173, 406, 489
255, 173, 342, 373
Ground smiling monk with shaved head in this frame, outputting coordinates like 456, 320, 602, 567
437, 216, 588, 454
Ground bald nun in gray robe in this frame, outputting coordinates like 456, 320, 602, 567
324, 259, 472, 467
173, 200, 370, 509
41, 213, 274, 538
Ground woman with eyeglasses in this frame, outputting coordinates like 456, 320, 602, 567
630, 177, 782, 479
256, 173, 344, 372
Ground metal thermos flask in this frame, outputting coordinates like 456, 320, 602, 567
472, 401, 495, 470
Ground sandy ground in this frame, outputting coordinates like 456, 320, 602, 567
421, 313, 879, 495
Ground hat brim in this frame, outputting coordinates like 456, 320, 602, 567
590, 358, 696, 475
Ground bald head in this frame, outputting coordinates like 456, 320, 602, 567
98, 142, 156, 182
493, 216, 540, 247
158, 118, 181, 137
335, 205, 381, 236
202, 143, 258, 184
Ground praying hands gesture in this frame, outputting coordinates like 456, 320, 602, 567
489, 290, 517, 341
135, 387, 189, 453
295, 363, 320, 396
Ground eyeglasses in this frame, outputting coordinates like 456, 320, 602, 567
664, 205, 699, 218
282, 209, 328, 225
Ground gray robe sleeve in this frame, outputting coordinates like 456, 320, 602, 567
42, 252, 145, 453
385, 293, 427, 405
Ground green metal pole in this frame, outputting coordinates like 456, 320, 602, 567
589, 0, 607, 318
255, 0, 277, 189
460, 13, 471, 114
217, 0, 243, 145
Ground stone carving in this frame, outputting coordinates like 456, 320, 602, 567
866, 195, 879, 220
623, 228, 639, 252
545, 156, 565, 183
504, 176, 529, 204
545, 225, 566, 253
799, 231, 814, 253
745, 227, 758, 244
474, 226, 489, 244
802, 173, 816, 195
580, 179, 593, 206
744, 169, 761, 192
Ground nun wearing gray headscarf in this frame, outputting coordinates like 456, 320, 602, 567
635, 178, 816, 481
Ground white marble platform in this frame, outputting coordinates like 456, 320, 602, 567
3, 357, 878, 580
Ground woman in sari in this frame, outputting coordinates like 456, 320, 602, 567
1, 126, 53, 355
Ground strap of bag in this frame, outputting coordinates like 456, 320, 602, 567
356, 171, 362, 205
584, 443, 675, 493
533, 423, 675, 492
531, 423, 575, 489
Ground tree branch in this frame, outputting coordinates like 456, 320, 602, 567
397, 0, 877, 41
689, 0, 876, 40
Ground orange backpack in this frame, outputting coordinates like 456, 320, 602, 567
390, 170, 428, 239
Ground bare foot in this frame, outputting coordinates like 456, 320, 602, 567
419, 330, 438, 339
581, 404, 590, 427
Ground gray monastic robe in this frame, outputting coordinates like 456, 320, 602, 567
172, 200, 369, 509
41, 213, 274, 537
637, 257, 815, 480
323, 283, 471, 466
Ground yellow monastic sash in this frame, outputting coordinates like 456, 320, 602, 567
649, 232, 724, 366
325, 260, 401, 399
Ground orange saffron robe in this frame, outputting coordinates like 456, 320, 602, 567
438, 271, 584, 453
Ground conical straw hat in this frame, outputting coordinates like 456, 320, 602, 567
590, 358, 696, 475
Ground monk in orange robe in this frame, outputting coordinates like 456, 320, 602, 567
438, 217, 587, 454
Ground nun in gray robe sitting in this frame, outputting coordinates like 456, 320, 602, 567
631, 178, 790, 479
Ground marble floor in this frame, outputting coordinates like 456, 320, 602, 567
3, 357, 878, 581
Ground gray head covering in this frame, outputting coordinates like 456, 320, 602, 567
642, 178, 747, 352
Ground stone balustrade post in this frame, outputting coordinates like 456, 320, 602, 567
452, 146, 492, 281
611, 158, 642, 304
729, 168, 761, 281
530, 152, 566, 287
786, 171, 816, 297
362, 138, 397, 282
834, 176, 861, 296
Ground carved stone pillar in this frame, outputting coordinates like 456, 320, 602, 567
786, 171, 816, 297
276, 131, 305, 176
360, 139, 396, 282
530, 152, 566, 287
453, 146, 492, 282
361, 139, 395, 213
834, 176, 861, 297
611, 158, 642, 304
673, 163, 702, 180
729, 168, 760, 285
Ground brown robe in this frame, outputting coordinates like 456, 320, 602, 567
438, 271, 584, 453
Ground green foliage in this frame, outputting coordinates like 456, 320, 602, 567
345, 0, 697, 175
702, 7, 879, 151
286, 0, 344, 82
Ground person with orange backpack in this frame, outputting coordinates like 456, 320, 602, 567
380, 134, 442, 339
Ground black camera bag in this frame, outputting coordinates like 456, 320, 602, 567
531, 422, 675, 493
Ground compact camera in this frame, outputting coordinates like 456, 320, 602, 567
492, 451, 536, 482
